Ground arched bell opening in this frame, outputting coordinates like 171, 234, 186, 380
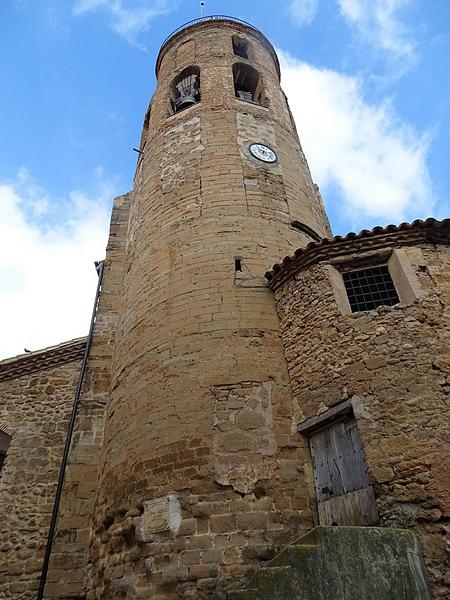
170, 66, 201, 114
233, 62, 266, 106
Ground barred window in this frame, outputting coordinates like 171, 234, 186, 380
343, 266, 400, 312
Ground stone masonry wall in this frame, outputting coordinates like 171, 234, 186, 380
0, 352, 82, 599
88, 21, 323, 600
274, 242, 450, 598
44, 194, 130, 599
0, 193, 129, 600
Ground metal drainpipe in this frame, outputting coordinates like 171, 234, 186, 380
37, 260, 105, 600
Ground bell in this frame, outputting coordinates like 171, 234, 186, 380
176, 95, 198, 110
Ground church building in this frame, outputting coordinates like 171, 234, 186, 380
0, 16, 448, 600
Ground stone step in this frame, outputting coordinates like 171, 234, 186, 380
227, 589, 258, 600
227, 546, 316, 599
269, 544, 318, 568
227, 566, 292, 600
255, 565, 295, 600
226, 527, 431, 600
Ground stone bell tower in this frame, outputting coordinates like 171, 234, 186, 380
89, 17, 331, 598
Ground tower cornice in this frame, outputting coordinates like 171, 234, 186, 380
156, 15, 280, 79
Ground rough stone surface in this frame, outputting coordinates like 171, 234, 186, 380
0, 351, 82, 599
0, 16, 448, 600
227, 527, 431, 600
0, 194, 130, 600
273, 242, 450, 598
87, 19, 323, 600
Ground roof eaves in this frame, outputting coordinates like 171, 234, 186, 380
0, 337, 87, 382
265, 218, 450, 290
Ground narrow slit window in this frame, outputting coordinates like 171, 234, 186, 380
343, 266, 400, 312
170, 66, 201, 114
232, 36, 249, 59
235, 259, 242, 272
233, 63, 265, 105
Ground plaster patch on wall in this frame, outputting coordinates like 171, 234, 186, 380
216, 462, 277, 495
212, 381, 277, 493
161, 116, 202, 193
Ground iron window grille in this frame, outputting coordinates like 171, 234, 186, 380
342, 265, 400, 312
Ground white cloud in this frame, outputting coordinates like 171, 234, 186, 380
338, 0, 417, 66
288, 0, 319, 26
73, 0, 173, 43
0, 169, 116, 359
279, 50, 434, 225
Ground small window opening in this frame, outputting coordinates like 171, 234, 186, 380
170, 66, 200, 114
343, 266, 400, 313
233, 63, 264, 105
0, 430, 11, 476
233, 36, 249, 59
234, 258, 242, 272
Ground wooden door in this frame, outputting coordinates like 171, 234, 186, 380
309, 418, 378, 526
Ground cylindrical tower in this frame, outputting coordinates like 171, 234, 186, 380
90, 17, 331, 599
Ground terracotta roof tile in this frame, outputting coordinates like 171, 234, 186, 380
265, 218, 450, 289
0, 337, 86, 382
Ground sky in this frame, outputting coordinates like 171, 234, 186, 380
0, 0, 449, 358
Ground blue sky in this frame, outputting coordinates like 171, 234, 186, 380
0, 0, 449, 357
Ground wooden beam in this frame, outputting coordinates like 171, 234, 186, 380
297, 399, 353, 435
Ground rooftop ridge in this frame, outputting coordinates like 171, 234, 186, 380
0, 337, 86, 382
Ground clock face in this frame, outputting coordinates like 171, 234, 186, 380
249, 143, 278, 164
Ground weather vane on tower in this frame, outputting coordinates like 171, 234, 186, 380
200, 1, 205, 17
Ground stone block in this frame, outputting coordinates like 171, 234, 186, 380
190, 564, 219, 579
210, 514, 237, 533
189, 535, 213, 550
237, 512, 268, 531
162, 566, 189, 584
178, 518, 197, 536
202, 548, 223, 564
192, 502, 213, 518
